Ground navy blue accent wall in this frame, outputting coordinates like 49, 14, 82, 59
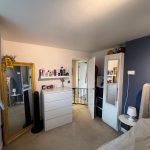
122, 35, 150, 117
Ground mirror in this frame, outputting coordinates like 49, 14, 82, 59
1, 62, 35, 144
106, 60, 118, 105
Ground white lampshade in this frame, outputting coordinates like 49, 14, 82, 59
127, 106, 137, 117
12, 88, 16, 93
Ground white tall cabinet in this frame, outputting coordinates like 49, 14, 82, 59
42, 88, 72, 131
102, 53, 124, 131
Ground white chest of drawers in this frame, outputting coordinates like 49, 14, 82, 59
42, 88, 72, 131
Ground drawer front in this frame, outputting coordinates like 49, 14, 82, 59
96, 107, 102, 118
45, 114, 72, 131
45, 106, 72, 121
96, 87, 103, 97
44, 98, 72, 111
96, 97, 103, 108
43, 91, 72, 102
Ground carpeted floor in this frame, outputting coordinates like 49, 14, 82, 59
8, 104, 25, 136
3, 104, 120, 150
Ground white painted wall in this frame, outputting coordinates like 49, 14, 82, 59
92, 49, 111, 76
3, 41, 91, 91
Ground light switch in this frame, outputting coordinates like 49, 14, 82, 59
127, 70, 135, 75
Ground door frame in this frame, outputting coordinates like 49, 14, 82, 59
72, 59, 87, 88
72, 58, 95, 120
87, 57, 95, 119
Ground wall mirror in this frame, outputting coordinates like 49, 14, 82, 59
1, 62, 35, 144
106, 60, 119, 105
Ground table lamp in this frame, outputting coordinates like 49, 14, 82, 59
127, 106, 137, 122
12, 88, 16, 95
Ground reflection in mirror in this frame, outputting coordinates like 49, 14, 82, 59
106, 60, 119, 105
6, 66, 33, 137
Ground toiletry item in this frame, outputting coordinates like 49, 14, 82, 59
47, 70, 50, 76
42, 85, 47, 90
42, 69, 45, 76
50, 85, 54, 88
54, 69, 57, 76
52, 70, 54, 76
39, 69, 42, 77
49, 71, 52, 76
47, 85, 51, 89
62, 69, 66, 76
66, 69, 69, 76
46, 85, 54, 89
60, 67, 63, 76
45, 71, 48, 77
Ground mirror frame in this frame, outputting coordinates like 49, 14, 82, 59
1, 62, 35, 145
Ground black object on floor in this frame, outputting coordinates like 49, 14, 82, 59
31, 91, 43, 133
24, 90, 32, 127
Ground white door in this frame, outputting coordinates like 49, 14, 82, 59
87, 57, 95, 119
102, 53, 124, 131
78, 62, 87, 89
78, 62, 87, 104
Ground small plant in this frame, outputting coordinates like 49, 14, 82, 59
60, 78, 65, 87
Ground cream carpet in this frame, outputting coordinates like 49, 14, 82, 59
3, 104, 119, 150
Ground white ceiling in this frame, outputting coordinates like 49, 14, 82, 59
0, 0, 150, 52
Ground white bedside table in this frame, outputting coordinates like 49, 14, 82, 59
11, 93, 21, 106
119, 114, 137, 128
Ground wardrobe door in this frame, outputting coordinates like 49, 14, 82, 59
102, 53, 124, 131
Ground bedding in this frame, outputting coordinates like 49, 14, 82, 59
97, 118, 150, 150
139, 83, 150, 118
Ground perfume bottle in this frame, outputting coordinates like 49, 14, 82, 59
39, 69, 43, 77
47, 70, 50, 76
60, 67, 63, 76
66, 69, 69, 76
54, 69, 57, 76
49, 70, 52, 76
43, 69, 45, 76
62, 68, 66, 76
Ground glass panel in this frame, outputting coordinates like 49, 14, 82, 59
106, 60, 119, 105
21, 66, 31, 89
6, 66, 33, 137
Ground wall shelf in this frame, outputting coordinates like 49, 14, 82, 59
107, 83, 118, 85
38, 76, 69, 81
107, 75, 116, 77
